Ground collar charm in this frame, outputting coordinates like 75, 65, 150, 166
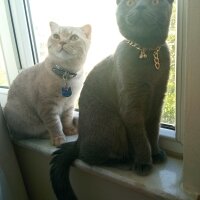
62, 71, 72, 97
62, 86, 72, 97
126, 40, 162, 70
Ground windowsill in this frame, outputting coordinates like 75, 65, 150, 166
160, 127, 183, 157
0, 87, 9, 94
0, 88, 8, 107
160, 127, 175, 138
13, 136, 196, 200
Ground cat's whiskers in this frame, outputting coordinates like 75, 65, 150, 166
63, 45, 76, 55
57, 45, 63, 52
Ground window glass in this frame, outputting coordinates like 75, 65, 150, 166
161, 1, 176, 126
28, 0, 176, 126
0, 42, 9, 87
28, 0, 122, 71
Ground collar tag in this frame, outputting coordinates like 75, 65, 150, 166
62, 86, 72, 97
52, 65, 76, 97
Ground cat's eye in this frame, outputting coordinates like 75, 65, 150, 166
152, 0, 159, 5
126, 0, 137, 6
70, 34, 79, 41
53, 33, 60, 40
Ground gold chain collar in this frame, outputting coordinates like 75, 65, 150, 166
125, 40, 162, 70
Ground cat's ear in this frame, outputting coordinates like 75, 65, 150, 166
81, 24, 92, 39
116, 0, 121, 5
49, 21, 59, 33
167, 0, 174, 3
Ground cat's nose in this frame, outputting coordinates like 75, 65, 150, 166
137, 5, 146, 11
59, 41, 67, 45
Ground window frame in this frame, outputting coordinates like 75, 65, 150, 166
0, 0, 20, 85
0, 0, 183, 154
0, 0, 20, 105
8, 0, 36, 69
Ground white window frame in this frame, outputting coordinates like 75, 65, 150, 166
8, 0, 37, 68
0, 0, 183, 154
0, 0, 35, 106
0, 0, 19, 106
0, 0, 20, 83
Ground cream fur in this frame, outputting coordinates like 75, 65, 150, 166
4, 22, 91, 146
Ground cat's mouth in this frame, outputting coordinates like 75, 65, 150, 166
58, 45, 76, 55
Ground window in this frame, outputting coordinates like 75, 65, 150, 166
0, 42, 9, 87
29, 0, 176, 126
161, 1, 176, 126
0, 1, 180, 142
0, 0, 180, 153
0, 0, 20, 106
28, 0, 123, 72
31, 1, 178, 152
0, 0, 179, 150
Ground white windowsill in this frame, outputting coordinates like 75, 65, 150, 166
0, 88, 8, 107
160, 128, 183, 157
0, 87, 8, 94
13, 136, 196, 200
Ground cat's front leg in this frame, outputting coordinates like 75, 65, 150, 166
146, 117, 167, 164
119, 90, 152, 175
40, 109, 66, 146
62, 107, 78, 136
146, 89, 167, 164
126, 121, 153, 176
120, 106, 152, 175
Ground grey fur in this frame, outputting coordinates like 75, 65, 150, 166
50, 0, 174, 199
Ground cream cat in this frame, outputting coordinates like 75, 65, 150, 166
4, 22, 91, 146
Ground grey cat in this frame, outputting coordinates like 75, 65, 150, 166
4, 22, 91, 146
50, 0, 174, 199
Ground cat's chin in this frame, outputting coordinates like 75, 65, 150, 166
125, 21, 158, 39
53, 52, 74, 61
126, 12, 157, 27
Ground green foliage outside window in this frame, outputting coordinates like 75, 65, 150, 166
161, 2, 176, 125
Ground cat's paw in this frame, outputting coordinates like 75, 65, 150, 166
134, 162, 153, 176
152, 149, 167, 164
51, 135, 66, 146
63, 126, 78, 136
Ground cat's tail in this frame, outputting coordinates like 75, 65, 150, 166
50, 141, 79, 200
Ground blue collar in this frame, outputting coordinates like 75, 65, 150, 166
52, 64, 77, 80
